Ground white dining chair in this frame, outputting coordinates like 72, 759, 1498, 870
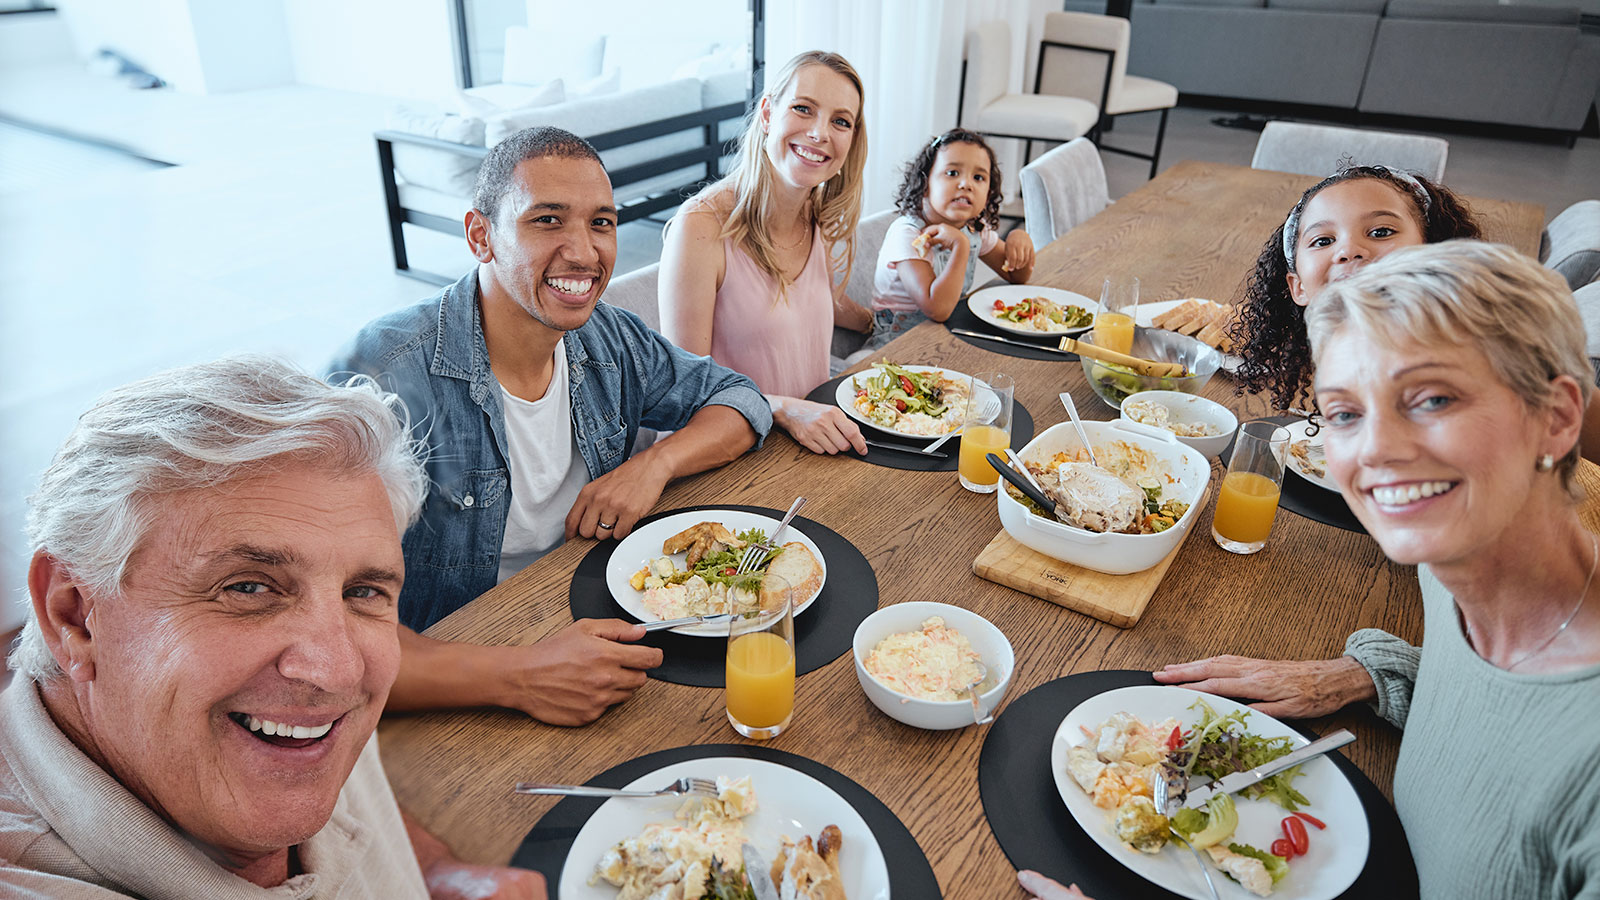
1250, 122, 1449, 182
1035, 11, 1178, 179
831, 209, 898, 369
959, 21, 1100, 167
1019, 137, 1110, 248
1542, 199, 1600, 291
607, 261, 661, 332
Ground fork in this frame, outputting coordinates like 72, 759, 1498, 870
1153, 771, 1222, 900
512, 776, 719, 799
736, 496, 806, 574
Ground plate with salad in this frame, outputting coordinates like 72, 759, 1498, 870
605, 509, 828, 636
1050, 685, 1367, 900
836, 362, 976, 438
968, 284, 1099, 336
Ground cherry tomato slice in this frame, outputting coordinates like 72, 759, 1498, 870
894, 398, 907, 412
1294, 811, 1327, 830
993, 299, 1007, 311
721, 567, 736, 576
1165, 725, 1184, 751
1282, 816, 1309, 855
1271, 838, 1296, 860
898, 375, 915, 395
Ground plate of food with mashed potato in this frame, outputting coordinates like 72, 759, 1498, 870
606, 509, 828, 636
563, 756, 890, 900
835, 362, 975, 438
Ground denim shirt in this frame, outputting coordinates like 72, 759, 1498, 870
328, 269, 772, 631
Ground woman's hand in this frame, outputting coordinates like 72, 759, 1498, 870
1002, 230, 1036, 276
772, 397, 868, 455
1017, 870, 1092, 899
1153, 654, 1377, 719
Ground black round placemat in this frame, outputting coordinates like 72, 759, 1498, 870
511, 742, 942, 898
569, 505, 878, 687
1221, 416, 1366, 534
804, 374, 1036, 472
944, 298, 1084, 361
978, 670, 1418, 900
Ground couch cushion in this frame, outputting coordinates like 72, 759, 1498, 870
463, 79, 566, 112
1383, 0, 1579, 22
502, 27, 604, 85
1269, 0, 1387, 12
569, 68, 622, 100
386, 104, 486, 197
1153, 0, 1267, 8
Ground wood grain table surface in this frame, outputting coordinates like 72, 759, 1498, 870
376, 160, 1545, 896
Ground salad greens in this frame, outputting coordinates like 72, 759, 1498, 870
854, 362, 950, 427
995, 296, 1092, 329
658, 528, 779, 592
1170, 792, 1237, 849
1168, 699, 1309, 811
704, 861, 757, 900
1089, 360, 1193, 405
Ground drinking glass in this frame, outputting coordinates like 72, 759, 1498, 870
1095, 276, 1140, 355
957, 373, 1015, 493
725, 575, 795, 739
1212, 420, 1290, 554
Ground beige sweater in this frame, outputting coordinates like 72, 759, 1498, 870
1344, 566, 1600, 900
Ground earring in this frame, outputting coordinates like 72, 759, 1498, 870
1538, 454, 1556, 472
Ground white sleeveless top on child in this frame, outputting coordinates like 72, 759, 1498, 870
870, 214, 999, 313
496, 340, 592, 583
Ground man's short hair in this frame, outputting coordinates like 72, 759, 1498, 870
7, 354, 427, 683
472, 126, 605, 224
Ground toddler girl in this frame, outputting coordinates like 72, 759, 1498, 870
864, 129, 1036, 351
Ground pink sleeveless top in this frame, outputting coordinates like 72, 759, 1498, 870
710, 230, 833, 398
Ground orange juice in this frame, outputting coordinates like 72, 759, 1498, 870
958, 424, 1011, 487
1093, 312, 1136, 355
1213, 471, 1281, 544
726, 631, 794, 728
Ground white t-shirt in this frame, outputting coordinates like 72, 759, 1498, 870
870, 214, 1000, 312
496, 340, 592, 582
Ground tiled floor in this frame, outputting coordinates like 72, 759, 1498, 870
0, 32, 1597, 633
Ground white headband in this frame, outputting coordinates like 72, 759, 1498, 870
1282, 168, 1433, 270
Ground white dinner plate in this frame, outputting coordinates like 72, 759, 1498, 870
835, 364, 973, 438
606, 509, 827, 636
1050, 685, 1368, 900
1282, 419, 1339, 493
560, 757, 891, 900
1135, 299, 1244, 375
966, 284, 1099, 336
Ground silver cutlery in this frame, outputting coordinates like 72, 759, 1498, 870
1004, 449, 1046, 497
737, 496, 805, 573
740, 842, 781, 900
864, 437, 947, 458
951, 328, 1076, 356
642, 613, 735, 632
1058, 391, 1099, 468
1180, 729, 1356, 809
512, 776, 718, 799
1152, 773, 1222, 900
964, 661, 994, 726
920, 428, 962, 455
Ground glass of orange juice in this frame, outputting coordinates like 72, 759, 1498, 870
1212, 420, 1290, 554
1094, 276, 1140, 355
958, 372, 1015, 493
725, 576, 795, 739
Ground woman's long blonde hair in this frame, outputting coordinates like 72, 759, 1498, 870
719, 50, 867, 297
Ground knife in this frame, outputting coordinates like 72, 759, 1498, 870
950, 328, 1077, 356
741, 842, 781, 900
864, 438, 947, 458
641, 613, 735, 632
1182, 729, 1356, 809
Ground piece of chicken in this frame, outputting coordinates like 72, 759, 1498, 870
661, 522, 746, 567
769, 825, 845, 900
1044, 462, 1143, 533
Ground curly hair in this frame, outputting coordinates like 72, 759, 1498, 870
1229, 165, 1482, 411
892, 128, 1003, 235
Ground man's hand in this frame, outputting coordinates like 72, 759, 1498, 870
1017, 870, 1092, 899
567, 454, 670, 540
1153, 654, 1377, 719
423, 859, 546, 900
495, 619, 662, 725
773, 397, 868, 455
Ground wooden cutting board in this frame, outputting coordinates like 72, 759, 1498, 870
971, 487, 1210, 628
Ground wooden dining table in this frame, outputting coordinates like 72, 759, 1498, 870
376, 160, 1545, 896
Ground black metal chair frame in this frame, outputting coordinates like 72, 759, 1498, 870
376, 100, 748, 285
1035, 38, 1170, 179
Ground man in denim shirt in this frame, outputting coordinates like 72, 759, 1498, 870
329, 128, 771, 725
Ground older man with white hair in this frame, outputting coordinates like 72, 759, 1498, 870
0, 356, 543, 899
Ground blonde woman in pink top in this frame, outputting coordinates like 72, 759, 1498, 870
660, 51, 873, 455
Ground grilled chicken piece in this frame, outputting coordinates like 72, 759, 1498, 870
661, 522, 747, 567
1044, 462, 1143, 534
769, 825, 846, 900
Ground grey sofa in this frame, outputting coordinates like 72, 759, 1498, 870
1065, 0, 1600, 135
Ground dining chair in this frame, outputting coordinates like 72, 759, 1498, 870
959, 21, 1101, 168
1541, 199, 1600, 291
607, 261, 661, 332
1018, 137, 1110, 247
833, 209, 898, 370
1035, 11, 1178, 179
1250, 121, 1449, 182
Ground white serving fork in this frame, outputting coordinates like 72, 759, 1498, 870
736, 496, 806, 574
512, 776, 719, 799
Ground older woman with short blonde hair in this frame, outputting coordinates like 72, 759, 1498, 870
1025, 242, 1600, 900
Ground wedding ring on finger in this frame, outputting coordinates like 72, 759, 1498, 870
598, 520, 616, 531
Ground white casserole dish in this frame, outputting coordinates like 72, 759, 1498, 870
996, 420, 1211, 575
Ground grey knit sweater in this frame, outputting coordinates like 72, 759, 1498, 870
1343, 566, 1600, 900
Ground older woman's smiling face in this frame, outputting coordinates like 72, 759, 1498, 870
66, 463, 404, 867
1313, 328, 1548, 565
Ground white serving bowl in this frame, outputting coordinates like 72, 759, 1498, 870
852, 601, 1015, 730
997, 420, 1211, 575
1118, 390, 1238, 460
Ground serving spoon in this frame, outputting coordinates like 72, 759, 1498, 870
1058, 391, 1099, 467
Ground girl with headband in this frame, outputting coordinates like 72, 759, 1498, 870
1228, 165, 1480, 412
